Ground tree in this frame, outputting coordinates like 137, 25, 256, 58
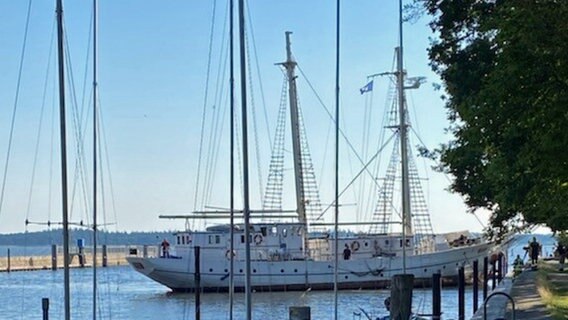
421, 0, 568, 236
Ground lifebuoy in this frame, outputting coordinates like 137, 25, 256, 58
351, 241, 360, 252
225, 250, 236, 260
254, 234, 263, 245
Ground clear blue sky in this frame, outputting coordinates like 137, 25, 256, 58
0, 0, 490, 234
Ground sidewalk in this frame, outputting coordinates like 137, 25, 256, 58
508, 267, 552, 319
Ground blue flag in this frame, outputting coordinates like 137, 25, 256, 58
360, 80, 373, 94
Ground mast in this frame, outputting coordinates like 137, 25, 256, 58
92, 0, 98, 318
333, 0, 340, 318
396, 0, 412, 274
228, 0, 235, 317
281, 32, 306, 225
237, 0, 252, 318
56, 0, 71, 319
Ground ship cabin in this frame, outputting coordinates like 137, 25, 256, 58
172, 223, 307, 261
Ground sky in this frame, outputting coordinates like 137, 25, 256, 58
0, 0, 491, 234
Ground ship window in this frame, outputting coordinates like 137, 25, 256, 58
215, 235, 220, 244
399, 239, 403, 247
385, 240, 389, 245
282, 228, 288, 238
241, 235, 245, 243
177, 236, 180, 245
271, 226, 277, 235
209, 235, 214, 244
187, 235, 191, 243
406, 239, 411, 247
260, 227, 267, 237
181, 236, 185, 245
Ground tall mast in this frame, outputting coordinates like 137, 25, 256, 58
281, 32, 306, 225
237, 0, 252, 318
92, 0, 98, 318
333, 0, 341, 319
396, 0, 412, 274
55, 0, 71, 319
228, 0, 235, 317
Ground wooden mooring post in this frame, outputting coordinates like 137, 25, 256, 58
289, 306, 311, 320
491, 259, 497, 290
497, 253, 503, 283
390, 274, 414, 320
102, 244, 108, 267
458, 266, 465, 320
195, 246, 201, 320
42, 297, 49, 320
7, 248, 10, 272
432, 272, 441, 320
483, 256, 488, 300
473, 259, 479, 313
51, 245, 57, 270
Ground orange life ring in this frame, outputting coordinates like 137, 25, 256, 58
254, 234, 263, 245
351, 241, 360, 252
225, 250, 236, 260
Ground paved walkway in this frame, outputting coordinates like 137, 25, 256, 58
508, 268, 552, 320
471, 263, 558, 320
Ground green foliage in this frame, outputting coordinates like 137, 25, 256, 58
422, 0, 568, 235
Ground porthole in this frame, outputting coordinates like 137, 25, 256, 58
240, 269, 243, 273
364, 242, 368, 247
344, 275, 348, 279
280, 269, 284, 273
224, 269, 228, 273
294, 269, 298, 273
209, 268, 213, 272
253, 269, 257, 273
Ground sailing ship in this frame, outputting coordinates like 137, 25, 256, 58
126, 30, 492, 292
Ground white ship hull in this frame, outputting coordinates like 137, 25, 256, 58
127, 242, 491, 292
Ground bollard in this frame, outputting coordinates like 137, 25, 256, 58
195, 246, 201, 320
7, 248, 10, 272
51, 245, 57, 270
42, 297, 49, 320
390, 274, 414, 320
289, 306, 311, 320
473, 259, 479, 313
497, 253, 503, 283
102, 245, 108, 267
143, 245, 148, 258
483, 256, 488, 300
491, 260, 496, 290
458, 266, 465, 320
432, 272, 441, 320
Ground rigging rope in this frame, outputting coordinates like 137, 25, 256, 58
296, 65, 383, 193
193, 0, 218, 213
25, 20, 55, 224
0, 0, 34, 220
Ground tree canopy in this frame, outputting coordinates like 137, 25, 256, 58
421, 0, 568, 236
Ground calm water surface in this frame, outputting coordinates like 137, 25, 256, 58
0, 266, 475, 320
0, 235, 555, 319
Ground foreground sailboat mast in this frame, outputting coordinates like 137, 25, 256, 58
282, 32, 307, 226
396, 0, 412, 273
55, 0, 71, 318
237, 0, 252, 318
92, 0, 99, 318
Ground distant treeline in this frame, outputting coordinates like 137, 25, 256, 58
0, 229, 175, 246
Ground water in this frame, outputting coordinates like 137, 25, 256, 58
1, 266, 475, 319
0, 234, 556, 319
